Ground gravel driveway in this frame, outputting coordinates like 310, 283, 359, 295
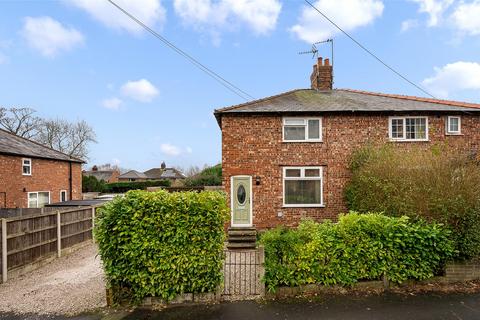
0, 243, 106, 316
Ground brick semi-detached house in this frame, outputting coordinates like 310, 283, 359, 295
214, 58, 480, 231
0, 129, 83, 208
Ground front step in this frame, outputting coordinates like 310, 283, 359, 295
226, 242, 256, 250
227, 227, 257, 250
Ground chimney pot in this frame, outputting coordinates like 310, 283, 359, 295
324, 58, 330, 66
317, 57, 323, 67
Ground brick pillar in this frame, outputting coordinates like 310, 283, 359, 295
310, 57, 333, 91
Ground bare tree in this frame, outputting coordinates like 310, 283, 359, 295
36, 119, 97, 160
0, 107, 41, 139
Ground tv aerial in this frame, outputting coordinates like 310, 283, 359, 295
298, 39, 334, 64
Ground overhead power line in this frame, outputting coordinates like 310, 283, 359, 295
304, 0, 436, 99
106, 0, 254, 101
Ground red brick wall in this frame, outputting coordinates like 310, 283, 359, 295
221, 112, 480, 229
0, 155, 82, 208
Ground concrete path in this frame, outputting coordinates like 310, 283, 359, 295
121, 292, 480, 320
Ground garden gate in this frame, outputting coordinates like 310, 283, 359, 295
221, 246, 265, 300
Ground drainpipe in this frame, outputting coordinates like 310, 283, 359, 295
69, 162, 73, 200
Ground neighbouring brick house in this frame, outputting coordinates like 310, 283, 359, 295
214, 57, 480, 230
0, 129, 83, 208
83, 165, 119, 183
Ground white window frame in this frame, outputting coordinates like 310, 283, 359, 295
282, 166, 324, 208
22, 158, 32, 176
282, 117, 322, 142
446, 116, 461, 135
388, 116, 429, 142
27, 191, 50, 208
60, 190, 68, 202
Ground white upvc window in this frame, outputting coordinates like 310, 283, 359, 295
389, 116, 428, 141
60, 190, 67, 202
446, 116, 461, 135
28, 191, 50, 208
283, 167, 323, 207
283, 117, 322, 142
22, 158, 32, 176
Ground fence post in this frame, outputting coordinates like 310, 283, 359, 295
91, 207, 96, 242
1, 218, 7, 283
56, 211, 61, 258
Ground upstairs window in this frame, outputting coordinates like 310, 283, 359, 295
283, 118, 322, 142
447, 116, 461, 135
389, 117, 428, 141
22, 158, 32, 175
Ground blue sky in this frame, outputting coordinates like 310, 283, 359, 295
0, 0, 479, 171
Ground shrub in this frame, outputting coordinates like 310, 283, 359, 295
184, 164, 222, 187
95, 190, 229, 303
260, 213, 454, 291
82, 175, 106, 192
345, 145, 480, 259
103, 180, 171, 193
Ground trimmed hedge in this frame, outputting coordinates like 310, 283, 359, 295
95, 190, 229, 303
260, 213, 454, 292
103, 180, 171, 193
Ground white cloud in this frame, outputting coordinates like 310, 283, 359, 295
401, 19, 419, 32
422, 61, 480, 98
160, 143, 192, 156
21, 16, 84, 57
160, 143, 188, 156
451, 0, 480, 36
102, 97, 123, 110
408, 0, 453, 27
290, 0, 384, 43
69, 0, 166, 34
120, 79, 159, 103
173, 0, 281, 38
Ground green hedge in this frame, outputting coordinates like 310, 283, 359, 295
345, 145, 480, 259
95, 190, 229, 303
103, 180, 171, 193
260, 213, 454, 292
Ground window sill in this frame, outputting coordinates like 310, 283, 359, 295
282, 204, 325, 208
22, 174, 32, 176
446, 132, 463, 136
282, 140, 323, 143
389, 139, 429, 143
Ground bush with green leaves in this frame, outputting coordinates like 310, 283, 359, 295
95, 190, 229, 303
184, 164, 222, 187
82, 175, 106, 192
103, 180, 171, 193
260, 213, 454, 291
345, 145, 480, 259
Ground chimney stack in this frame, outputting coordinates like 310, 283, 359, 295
310, 57, 332, 91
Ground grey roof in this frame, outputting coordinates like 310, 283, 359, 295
83, 170, 115, 181
118, 170, 148, 179
161, 168, 186, 179
0, 129, 84, 163
144, 168, 163, 179
214, 89, 480, 123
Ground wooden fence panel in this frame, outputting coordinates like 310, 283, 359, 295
61, 208, 93, 249
7, 213, 58, 271
0, 206, 96, 283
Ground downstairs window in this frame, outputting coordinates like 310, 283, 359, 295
283, 167, 323, 207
